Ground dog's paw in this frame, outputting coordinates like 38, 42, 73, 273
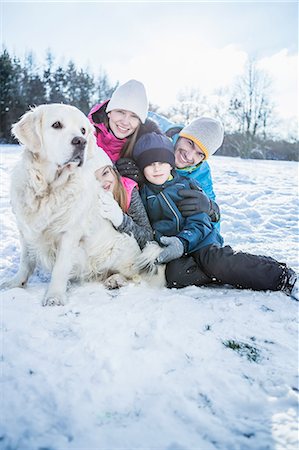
43, 292, 67, 306
135, 259, 158, 275
104, 273, 128, 290
134, 241, 162, 275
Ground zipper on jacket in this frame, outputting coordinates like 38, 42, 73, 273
160, 192, 180, 232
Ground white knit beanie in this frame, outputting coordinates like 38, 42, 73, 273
106, 79, 149, 124
89, 147, 113, 172
179, 117, 224, 159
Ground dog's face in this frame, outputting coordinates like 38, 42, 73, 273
12, 104, 96, 167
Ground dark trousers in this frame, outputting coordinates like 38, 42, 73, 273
166, 244, 288, 291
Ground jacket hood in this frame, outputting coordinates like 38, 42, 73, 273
148, 111, 184, 138
88, 100, 110, 128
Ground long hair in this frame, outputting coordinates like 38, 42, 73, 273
110, 167, 128, 212
119, 123, 141, 158
103, 115, 141, 159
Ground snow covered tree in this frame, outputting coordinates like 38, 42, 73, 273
21, 52, 46, 108
66, 62, 96, 114
47, 65, 69, 104
95, 70, 118, 103
0, 50, 27, 142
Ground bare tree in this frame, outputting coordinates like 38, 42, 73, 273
169, 87, 209, 123
229, 59, 275, 156
209, 88, 234, 132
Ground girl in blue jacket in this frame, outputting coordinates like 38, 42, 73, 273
133, 132, 298, 300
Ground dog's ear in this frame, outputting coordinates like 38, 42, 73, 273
11, 106, 43, 152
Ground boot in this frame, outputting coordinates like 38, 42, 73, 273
281, 268, 299, 301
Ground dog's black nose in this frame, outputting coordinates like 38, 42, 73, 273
70, 136, 87, 166
71, 136, 87, 149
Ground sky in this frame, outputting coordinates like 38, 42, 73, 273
1, 1, 298, 133
1, 145, 298, 448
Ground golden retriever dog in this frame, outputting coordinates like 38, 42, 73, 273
1, 104, 164, 306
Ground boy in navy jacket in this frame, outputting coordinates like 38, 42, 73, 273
133, 132, 298, 300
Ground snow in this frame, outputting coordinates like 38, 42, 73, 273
1, 145, 298, 450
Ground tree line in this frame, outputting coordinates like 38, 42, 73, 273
0, 49, 297, 161
0, 49, 118, 144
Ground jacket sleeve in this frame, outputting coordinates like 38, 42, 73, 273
197, 161, 216, 201
116, 187, 153, 249
210, 199, 221, 223
147, 111, 184, 137
199, 163, 220, 222
177, 212, 214, 254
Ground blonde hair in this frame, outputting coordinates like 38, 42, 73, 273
108, 166, 128, 212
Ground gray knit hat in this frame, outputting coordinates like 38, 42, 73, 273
179, 117, 224, 159
106, 79, 149, 124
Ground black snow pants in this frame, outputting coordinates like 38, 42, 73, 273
165, 244, 289, 291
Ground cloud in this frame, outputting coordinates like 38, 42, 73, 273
105, 40, 297, 139
105, 35, 248, 109
258, 50, 298, 120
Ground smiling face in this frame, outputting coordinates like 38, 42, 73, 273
107, 109, 140, 139
95, 165, 116, 192
143, 162, 172, 185
174, 137, 205, 168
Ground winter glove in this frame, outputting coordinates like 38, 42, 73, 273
115, 158, 145, 185
99, 191, 124, 228
177, 182, 211, 217
156, 236, 184, 265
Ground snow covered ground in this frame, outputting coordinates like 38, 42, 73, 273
1, 145, 298, 450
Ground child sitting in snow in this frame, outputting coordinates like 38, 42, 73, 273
90, 150, 153, 250
132, 130, 298, 300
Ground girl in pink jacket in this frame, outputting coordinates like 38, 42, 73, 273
91, 151, 153, 250
88, 79, 150, 162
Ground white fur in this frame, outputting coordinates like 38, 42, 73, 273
1, 104, 165, 306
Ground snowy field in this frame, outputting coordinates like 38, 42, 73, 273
0, 145, 298, 450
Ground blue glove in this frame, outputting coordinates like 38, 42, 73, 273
156, 236, 184, 264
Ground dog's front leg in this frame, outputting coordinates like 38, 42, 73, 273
0, 233, 36, 290
43, 232, 79, 306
